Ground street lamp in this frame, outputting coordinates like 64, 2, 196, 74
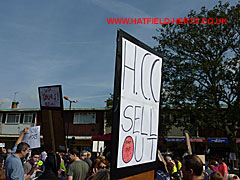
64, 96, 78, 147
64, 96, 78, 109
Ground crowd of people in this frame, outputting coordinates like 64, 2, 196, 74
156, 153, 238, 180
0, 127, 110, 180
0, 127, 239, 180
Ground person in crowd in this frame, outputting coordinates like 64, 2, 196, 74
174, 157, 182, 172
105, 151, 111, 164
86, 158, 101, 179
80, 150, 87, 161
0, 148, 7, 166
61, 152, 68, 167
92, 169, 110, 180
95, 152, 100, 159
37, 153, 61, 180
7, 149, 12, 154
85, 151, 92, 168
166, 156, 179, 180
40, 151, 47, 162
86, 158, 109, 180
5, 127, 31, 180
210, 171, 223, 180
204, 164, 213, 180
209, 160, 218, 172
67, 147, 89, 180
23, 149, 40, 177
174, 156, 182, 180
218, 158, 228, 179
166, 161, 175, 178
182, 154, 203, 180
59, 152, 67, 176
202, 165, 213, 180
0, 159, 6, 180
55, 151, 67, 179
156, 159, 171, 180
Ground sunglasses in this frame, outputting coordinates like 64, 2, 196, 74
99, 166, 106, 169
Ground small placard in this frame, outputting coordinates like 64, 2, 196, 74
38, 85, 63, 109
92, 141, 105, 152
22, 126, 41, 149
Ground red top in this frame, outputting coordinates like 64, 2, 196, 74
218, 162, 228, 177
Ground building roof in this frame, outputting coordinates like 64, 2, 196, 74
0, 107, 111, 112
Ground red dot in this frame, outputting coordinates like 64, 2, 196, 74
122, 136, 134, 163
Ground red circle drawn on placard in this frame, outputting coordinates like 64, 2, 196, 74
122, 136, 134, 163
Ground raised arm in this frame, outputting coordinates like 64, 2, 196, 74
16, 127, 29, 145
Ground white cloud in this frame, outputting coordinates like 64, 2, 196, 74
0, 98, 12, 108
90, 0, 155, 29
90, 0, 151, 18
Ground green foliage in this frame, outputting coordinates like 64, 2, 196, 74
105, 93, 113, 108
153, 1, 240, 139
105, 93, 113, 127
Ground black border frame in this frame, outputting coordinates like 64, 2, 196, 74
38, 85, 64, 110
110, 29, 163, 179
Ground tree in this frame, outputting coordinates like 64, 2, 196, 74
105, 93, 113, 127
153, 1, 240, 158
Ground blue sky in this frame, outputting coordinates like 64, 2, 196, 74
0, 0, 237, 109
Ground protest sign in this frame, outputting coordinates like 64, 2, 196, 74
22, 126, 40, 149
92, 141, 105, 153
38, 85, 63, 110
38, 85, 66, 152
111, 29, 163, 179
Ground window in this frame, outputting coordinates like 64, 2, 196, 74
24, 113, 33, 123
6, 113, 20, 124
0, 113, 2, 123
73, 112, 96, 124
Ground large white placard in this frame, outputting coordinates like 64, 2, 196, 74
22, 126, 41, 149
117, 38, 162, 168
39, 86, 61, 108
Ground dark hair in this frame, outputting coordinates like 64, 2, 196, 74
68, 147, 79, 157
92, 169, 110, 180
31, 149, 40, 157
45, 153, 61, 175
183, 155, 203, 176
87, 158, 110, 177
16, 142, 30, 153
210, 171, 223, 180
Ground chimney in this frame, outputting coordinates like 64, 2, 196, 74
11, 101, 19, 109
